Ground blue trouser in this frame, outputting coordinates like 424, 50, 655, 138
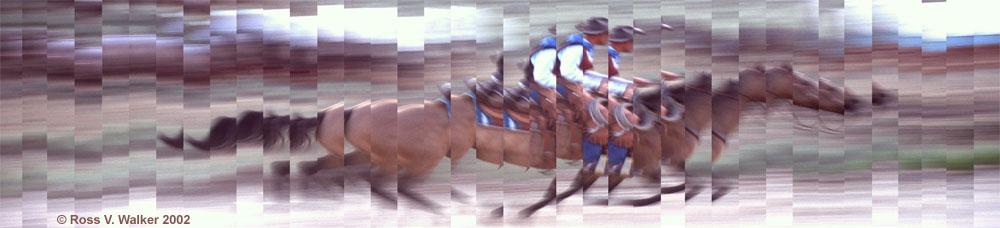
582, 137, 603, 165
607, 143, 627, 167
529, 89, 542, 104
556, 84, 569, 98
583, 135, 628, 168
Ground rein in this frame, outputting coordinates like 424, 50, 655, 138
584, 97, 607, 134
680, 84, 743, 144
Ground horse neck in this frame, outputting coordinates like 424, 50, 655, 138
683, 91, 713, 131
711, 88, 747, 136
451, 94, 477, 125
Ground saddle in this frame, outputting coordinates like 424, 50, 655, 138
588, 76, 658, 102
586, 97, 641, 158
502, 87, 538, 131
471, 78, 549, 131
608, 97, 640, 149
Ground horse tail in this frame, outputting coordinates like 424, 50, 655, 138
158, 110, 328, 151
288, 111, 326, 150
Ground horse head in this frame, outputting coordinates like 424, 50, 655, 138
871, 82, 895, 106
765, 65, 853, 114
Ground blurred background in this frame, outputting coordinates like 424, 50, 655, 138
1, 0, 998, 227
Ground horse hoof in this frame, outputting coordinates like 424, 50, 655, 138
711, 186, 732, 202
685, 186, 704, 201
585, 198, 609, 206
451, 193, 471, 204
661, 183, 685, 194
491, 206, 504, 217
271, 161, 291, 176
298, 161, 318, 176
518, 208, 538, 218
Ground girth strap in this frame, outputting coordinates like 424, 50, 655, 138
685, 124, 701, 141
712, 130, 728, 144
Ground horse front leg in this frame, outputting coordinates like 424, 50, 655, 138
357, 170, 399, 208
396, 176, 445, 215
514, 177, 558, 217
555, 167, 600, 203
710, 136, 733, 202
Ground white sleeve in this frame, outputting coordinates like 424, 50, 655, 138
558, 45, 585, 84
581, 72, 605, 91
608, 77, 631, 97
530, 49, 558, 89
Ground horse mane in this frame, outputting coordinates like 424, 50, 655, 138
633, 86, 662, 111
493, 53, 503, 80
780, 62, 793, 71
718, 79, 741, 97
689, 72, 713, 91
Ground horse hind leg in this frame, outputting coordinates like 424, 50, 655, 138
710, 173, 734, 202
396, 177, 445, 215
359, 172, 399, 208
299, 150, 370, 175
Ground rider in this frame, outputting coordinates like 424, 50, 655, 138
525, 18, 609, 130
588, 25, 647, 174
556, 17, 612, 174
606, 25, 644, 98
524, 29, 560, 129
556, 17, 609, 96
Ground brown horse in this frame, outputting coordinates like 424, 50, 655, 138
520, 66, 872, 211
312, 77, 588, 213
506, 79, 675, 217
643, 66, 877, 204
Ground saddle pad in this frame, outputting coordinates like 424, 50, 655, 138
503, 110, 532, 131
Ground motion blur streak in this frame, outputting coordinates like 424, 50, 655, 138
0, 0, 997, 227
